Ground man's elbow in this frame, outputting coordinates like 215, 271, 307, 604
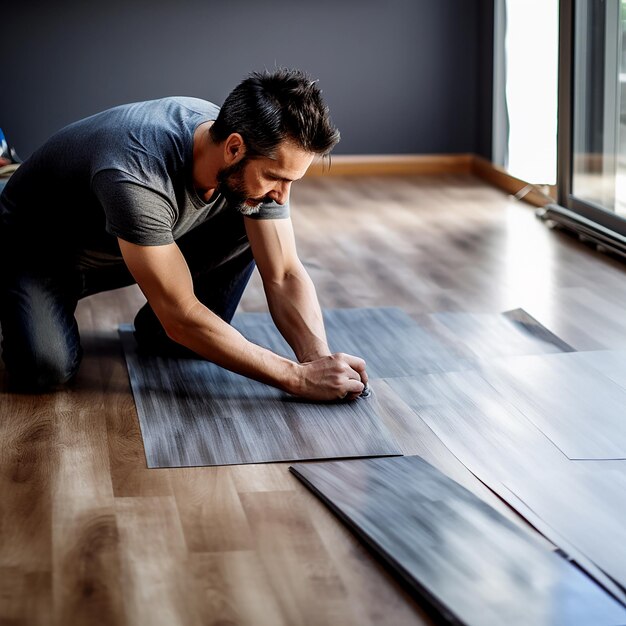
162, 319, 186, 345
154, 300, 199, 345
264, 263, 308, 290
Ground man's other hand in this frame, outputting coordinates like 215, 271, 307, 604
295, 353, 368, 402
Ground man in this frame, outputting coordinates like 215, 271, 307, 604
0, 69, 368, 400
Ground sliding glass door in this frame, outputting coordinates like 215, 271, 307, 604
563, 0, 626, 229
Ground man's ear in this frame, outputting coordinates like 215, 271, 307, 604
223, 133, 246, 165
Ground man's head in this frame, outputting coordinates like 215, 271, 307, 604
210, 68, 340, 213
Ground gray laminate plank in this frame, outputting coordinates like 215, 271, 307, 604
496, 483, 626, 606
384, 370, 570, 484
501, 465, 626, 595
501, 308, 576, 352
234, 307, 472, 378
430, 309, 573, 359
290, 456, 626, 626
479, 352, 626, 459
561, 350, 626, 392
384, 370, 626, 600
119, 313, 401, 468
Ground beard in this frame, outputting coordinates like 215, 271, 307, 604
216, 157, 271, 216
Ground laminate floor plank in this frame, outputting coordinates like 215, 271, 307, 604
51, 407, 124, 626
561, 349, 626, 391
385, 368, 626, 601
189, 551, 288, 626
119, 310, 402, 468
0, 568, 52, 626
479, 352, 626, 459
501, 466, 626, 592
430, 309, 574, 359
229, 463, 298, 493
239, 489, 364, 626
0, 392, 56, 625
115, 496, 201, 626
171, 467, 254, 553
0, 399, 55, 573
493, 483, 626, 605
85, 300, 174, 497
495, 482, 626, 606
520, 287, 626, 352
234, 307, 469, 378
291, 456, 626, 626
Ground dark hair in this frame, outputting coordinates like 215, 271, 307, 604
210, 68, 340, 158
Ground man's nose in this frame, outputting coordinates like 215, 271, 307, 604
269, 181, 291, 205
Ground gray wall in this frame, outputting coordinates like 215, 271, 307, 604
2, 0, 493, 159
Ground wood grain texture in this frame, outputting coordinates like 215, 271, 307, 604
115, 496, 201, 626
5, 173, 626, 623
291, 456, 626, 626
119, 309, 403, 468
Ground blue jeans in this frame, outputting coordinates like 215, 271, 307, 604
0, 194, 255, 390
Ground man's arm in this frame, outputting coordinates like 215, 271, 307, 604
244, 216, 330, 362
118, 238, 366, 400
244, 216, 368, 396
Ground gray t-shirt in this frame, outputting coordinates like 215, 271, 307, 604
0, 97, 289, 265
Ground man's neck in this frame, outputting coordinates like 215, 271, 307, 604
192, 121, 220, 201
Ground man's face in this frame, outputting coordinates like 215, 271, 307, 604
216, 156, 266, 216
217, 141, 315, 215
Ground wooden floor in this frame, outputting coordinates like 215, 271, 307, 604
2, 174, 626, 625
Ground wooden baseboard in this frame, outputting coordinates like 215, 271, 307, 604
471, 156, 556, 207
305, 153, 557, 207
306, 154, 474, 177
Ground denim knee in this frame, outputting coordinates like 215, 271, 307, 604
0, 271, 82, 391
33, 347, 82, 389
4, 342, 82, 391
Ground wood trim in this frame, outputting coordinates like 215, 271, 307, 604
305, 153, 556, 207
305, 154, 474, 177
471, 155, 556, 207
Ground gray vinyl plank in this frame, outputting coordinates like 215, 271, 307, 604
502, 466, 626, 596
385, 370, 626, 603
384, 370, 570, 481
495, 483, 626, 607
119, 311, 402, 468
385, 370, 626, 600
562, 350, 626, 392
479, 352, 626, 459
290, 456, 626, 626
234, 307, 472, 378
430, 308, 574, 359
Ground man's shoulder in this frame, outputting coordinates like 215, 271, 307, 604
58, 97, 218, 139
116, 96, 219, 123
159, 96, 220, 117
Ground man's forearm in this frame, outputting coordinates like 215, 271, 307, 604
263, 265, 331, 362
166, 300, 302, 393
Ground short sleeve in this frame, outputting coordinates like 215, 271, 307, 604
92, 169, 177, 245
245, 199, 290, 220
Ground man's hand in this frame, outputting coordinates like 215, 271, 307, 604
295, 353, 368, 402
